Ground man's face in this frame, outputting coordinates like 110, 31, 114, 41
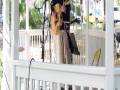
54, 4, 61, 13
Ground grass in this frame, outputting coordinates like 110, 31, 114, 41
0, 48, 3, 90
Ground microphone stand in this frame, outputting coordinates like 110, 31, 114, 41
41, 0, 48, 62
34, 0, 48, 62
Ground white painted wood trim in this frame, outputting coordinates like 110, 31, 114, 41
18, 77, 21, 90
72, 85, 76, 90
57, 83, 60, 90
13, 60, 107, 89
42, 81, 46, 90
88, 30, 105, 38
29, 79, 33, 90
11, 0, 19, 89
105, 0, 114, 90
81, 86, 84, 90
24, 78, 27, 90
98, 88, 101, 90
114, 68, 120, 75
65, 84, 68, 90
50, 82, 53, 90
35, 80, 40, 90
12, 60, 106, 75
12, 66, 17, 90
11, 0, 19, 60
89, 87, 92, 90
2, 0, 11, 90
85, 0, 89, 66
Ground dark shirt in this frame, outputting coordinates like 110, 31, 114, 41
61, 4, 71, 31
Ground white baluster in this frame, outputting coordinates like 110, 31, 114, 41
35, 80, 40, 90
89, 87, 92, 90
65, 84, 68, 90
43, 81, 46, 90
33, 79, 35, 90
24, 78, 27, 90
50, 82, 53, 90
81, 85, 84, 90
73, 85, 76, 90
29, 79, 33, 90
57, 83, 60, 90
39, 81, 43, 90
98, 88, 101, 90
18, 77, 21, 90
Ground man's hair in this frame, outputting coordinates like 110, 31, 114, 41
51, 0, 63, 12
64, 0, 69, 2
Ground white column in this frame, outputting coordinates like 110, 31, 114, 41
105, 0, 114, 90
85, 0, 89, 66
11, 0, 19, 90
1, 0, 11, 90
11, 0, 19, 60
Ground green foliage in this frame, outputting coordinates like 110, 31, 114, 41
19, 0, 43, 29
71, 1, 81, 17
76, 5, 80, 16
116, 0, 120, 6
29, 8, 43, 29
19, 0, 26, 16
19, 0, 26, 29
20, 19, 26, 29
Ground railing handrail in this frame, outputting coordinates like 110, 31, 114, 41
19, 29, 105, 38
13, 60, 105, 76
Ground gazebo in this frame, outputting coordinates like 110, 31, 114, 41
1, 0, 119, 90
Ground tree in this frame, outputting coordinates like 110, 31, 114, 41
116, 0, 120, 6
19, 0, 43, 29
19, 0, 26, 29
29, 8, 43, 29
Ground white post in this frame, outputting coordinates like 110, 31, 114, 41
11, 0, 19, 60
11, 0, 19, 90
1, 0, 11, 90
105, 0, 114, 90
85, 0, 89, 66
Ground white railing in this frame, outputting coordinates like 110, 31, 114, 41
13, 60, 106, 90
12, 60, 120, 90
17, 29, 120, 90
18, 29, 112, 66
19, 29, 86, 64
19, 29, 106, 65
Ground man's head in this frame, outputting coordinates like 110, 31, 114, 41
51, 0, 63, 13
64, 0, 69, 2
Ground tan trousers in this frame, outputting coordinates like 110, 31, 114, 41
52, 30, 72, 64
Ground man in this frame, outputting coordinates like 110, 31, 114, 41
51, 0, 73, 64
